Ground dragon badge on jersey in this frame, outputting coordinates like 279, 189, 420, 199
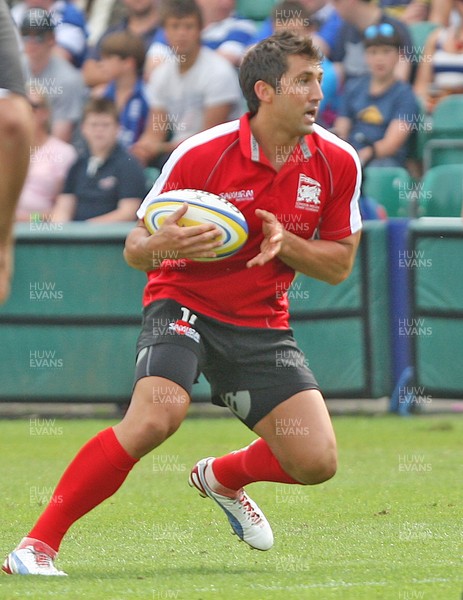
295, 174, 321, 212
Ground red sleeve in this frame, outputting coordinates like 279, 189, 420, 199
318, 141, 362, 240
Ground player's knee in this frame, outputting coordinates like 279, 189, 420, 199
281, 444, 338, 485
129, 417, 172, 455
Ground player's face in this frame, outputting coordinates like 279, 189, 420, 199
271, 54, 323, 137
164, 15, 202, 58
81, 113, 119, 154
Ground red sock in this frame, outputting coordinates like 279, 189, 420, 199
28, 427, 138, 552
211, 437, 298, 491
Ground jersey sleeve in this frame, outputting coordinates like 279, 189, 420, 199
318, 141, 363, 240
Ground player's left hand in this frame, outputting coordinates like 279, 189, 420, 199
247, 209, 284, 268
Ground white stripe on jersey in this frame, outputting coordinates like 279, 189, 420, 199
137, 119, 240, 218
312, 123, 363, 235
138, 119, 363, 238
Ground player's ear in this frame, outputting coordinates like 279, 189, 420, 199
254, 80, 275, 105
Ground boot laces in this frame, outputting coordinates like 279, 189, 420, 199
238, 491, 262, 524
33, 548, 54, 570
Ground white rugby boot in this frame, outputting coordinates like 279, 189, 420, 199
189, 457, 274, 551
2, 537, 67, 576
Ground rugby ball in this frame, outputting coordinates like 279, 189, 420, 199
144, 188, 248, 261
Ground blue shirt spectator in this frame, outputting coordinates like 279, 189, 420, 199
103, 79, 149, 148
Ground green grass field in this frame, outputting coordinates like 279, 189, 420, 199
0, 414, 462, 600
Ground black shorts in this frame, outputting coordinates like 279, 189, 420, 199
134, 299, 319, 429
0, 0, 26, 96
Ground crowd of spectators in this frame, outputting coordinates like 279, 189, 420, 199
9, 0, 463, 222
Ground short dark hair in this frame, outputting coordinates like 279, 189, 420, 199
82, 97, 119, 122
239, 30, 323, 116
100, 31, 146, 73
159, 0, 203, 29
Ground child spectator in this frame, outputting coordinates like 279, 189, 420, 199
16, 88, 77, 222
52, 98, 146, 222
334, 23, 419, 167
98, 31, 149, 147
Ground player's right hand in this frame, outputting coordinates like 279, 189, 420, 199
148, 203, 223, 261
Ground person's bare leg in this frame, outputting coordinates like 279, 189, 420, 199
0, 93, 33, 303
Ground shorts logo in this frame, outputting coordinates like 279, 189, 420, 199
168, 306, 200, 343
168, 320, 200, 343
219, 390, 251, 420
295, 174, 321, 212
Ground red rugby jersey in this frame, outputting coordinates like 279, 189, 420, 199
137, 114, 362, 329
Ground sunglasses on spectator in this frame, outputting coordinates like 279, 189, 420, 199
364, 23, 395, 39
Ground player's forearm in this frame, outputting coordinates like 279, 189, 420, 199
124, 223, 162, 272
278, 230, 360, 285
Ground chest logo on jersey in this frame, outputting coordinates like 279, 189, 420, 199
295, 174, 321, 212
220, 189, 255, 202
